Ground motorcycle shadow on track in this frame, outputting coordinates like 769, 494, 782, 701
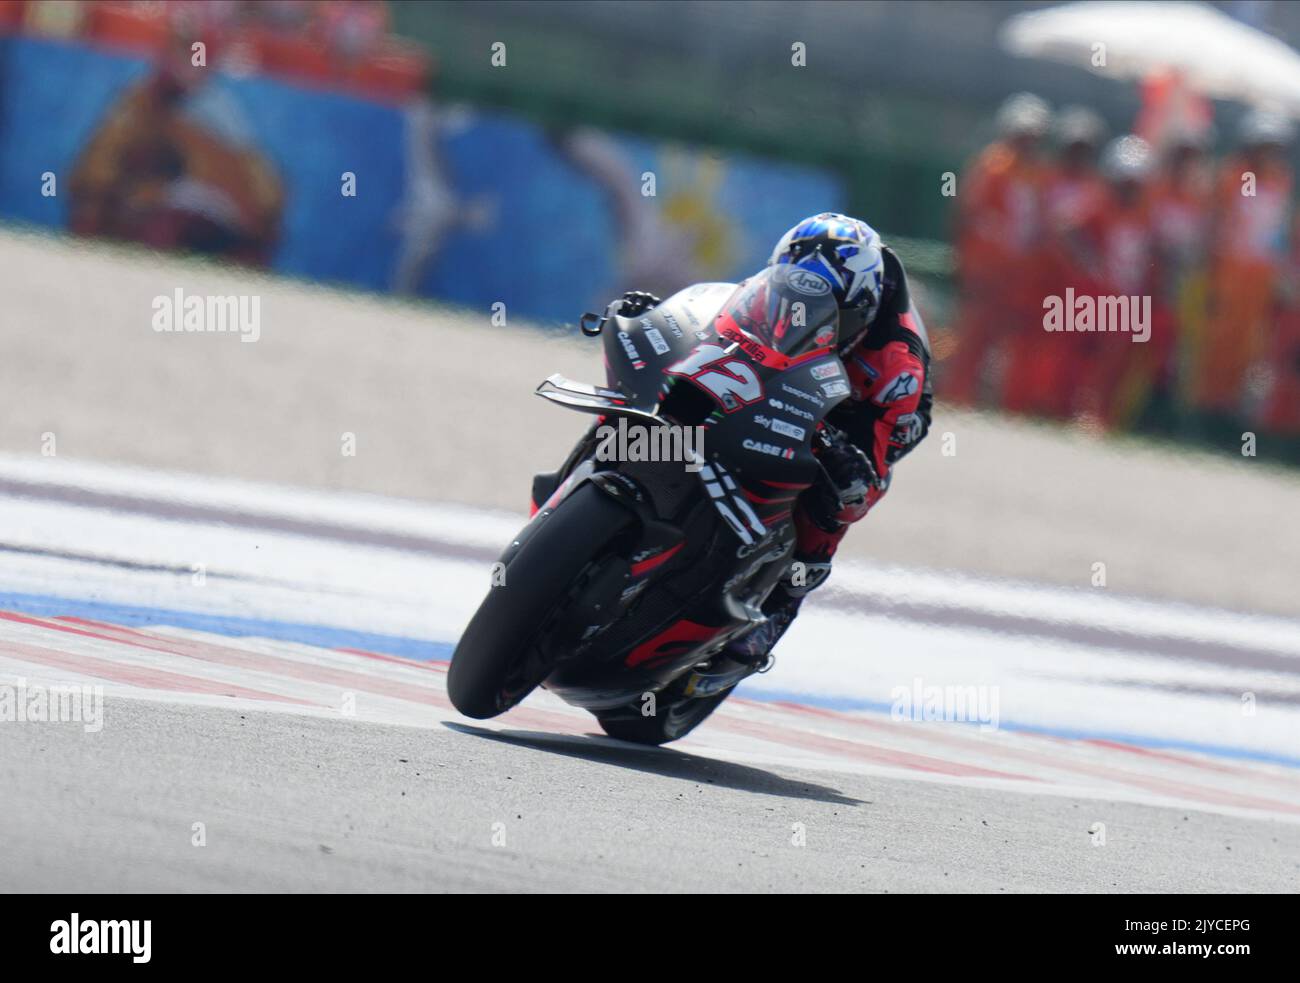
442, 722, 865, 807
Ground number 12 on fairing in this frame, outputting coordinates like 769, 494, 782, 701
667, 344, 764, 410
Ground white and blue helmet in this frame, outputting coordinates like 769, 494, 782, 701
768, 213, 885, 319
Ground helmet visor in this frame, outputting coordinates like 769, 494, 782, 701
716, 266, 839, 359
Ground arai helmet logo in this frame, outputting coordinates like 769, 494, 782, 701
787, 270, 832, 296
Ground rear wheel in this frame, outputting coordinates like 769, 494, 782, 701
595, 686, 735, 746
448, 482, 634, 719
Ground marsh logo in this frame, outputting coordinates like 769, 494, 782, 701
152, 288, 261, 343
787, 269, 832, 296
50, 914, 151, 963
1043, 289, 1151, 343
768, 397, 814, 422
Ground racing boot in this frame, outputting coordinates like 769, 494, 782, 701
724, 557, 833, 667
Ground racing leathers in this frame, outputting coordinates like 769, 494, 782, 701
731, 246, 933, 660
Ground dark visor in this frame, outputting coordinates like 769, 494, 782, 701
715, 265, 839, 358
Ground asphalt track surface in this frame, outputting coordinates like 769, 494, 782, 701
6, 698, 1298, 893
1, 456, 1298, 893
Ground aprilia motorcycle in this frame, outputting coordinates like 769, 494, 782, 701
448, 264, 851, 744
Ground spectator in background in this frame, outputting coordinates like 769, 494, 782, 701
1261, 212, 1300, 434
1151, 126, 1214, 296
1135, 67, 1212, 158
1041, 107, 1109, 233
318, 0, 390, 68
1149, 125, 1214, 423
1190, 110, 1294, 422
948, 92, 1052, 406
1005, 106, 1108, 418
1064, 135, 1167, 427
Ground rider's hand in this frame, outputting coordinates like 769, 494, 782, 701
616, 291, 660, 318
809, 433, 880, 529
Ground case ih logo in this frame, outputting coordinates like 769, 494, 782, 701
743, 438, 795, 460
617, 331, 646, 370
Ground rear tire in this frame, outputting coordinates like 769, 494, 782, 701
596, 686, 735, 746
448, 482, 634, 719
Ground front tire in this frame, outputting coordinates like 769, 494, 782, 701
447, 482, 634, 719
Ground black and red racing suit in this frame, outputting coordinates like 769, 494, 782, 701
794, 246, 933, 564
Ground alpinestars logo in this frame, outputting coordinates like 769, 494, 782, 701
876, 371, 918, 404
891, 411, 923, 446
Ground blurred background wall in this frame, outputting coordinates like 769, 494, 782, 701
3, 0, 1299, 461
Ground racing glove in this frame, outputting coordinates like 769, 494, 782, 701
615, 291, 660, 317
808, 432, 882, 532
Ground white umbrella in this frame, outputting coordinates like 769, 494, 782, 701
1000, 1, 1300, 114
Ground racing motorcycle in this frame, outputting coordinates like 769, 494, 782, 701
447, 263, 852, 744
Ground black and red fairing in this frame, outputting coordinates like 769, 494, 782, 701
535, 269, 849, 546
532, 274, 850, 707
667, 267, 848, 546
686, 350, 850, 546
534, 282, 734, 419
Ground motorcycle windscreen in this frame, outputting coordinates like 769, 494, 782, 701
714, 265, 839, 358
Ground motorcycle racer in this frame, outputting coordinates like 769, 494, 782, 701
598, 213, 933, 668
488, 213, 934, 737
732, 213, 932, 662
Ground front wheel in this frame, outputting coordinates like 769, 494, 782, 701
447, 481, 634, 719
